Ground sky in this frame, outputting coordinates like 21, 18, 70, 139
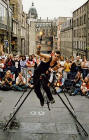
22, 0, 88, 19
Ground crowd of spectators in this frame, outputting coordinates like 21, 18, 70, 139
0, 52, 89, 97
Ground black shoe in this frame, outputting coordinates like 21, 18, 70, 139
40, 101, 44, 106
50, 99, 55, 104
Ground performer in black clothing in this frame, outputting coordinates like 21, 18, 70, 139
33, 45, 60, 106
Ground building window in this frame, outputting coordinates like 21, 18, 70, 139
80, 17, 82, 26
84, 14, 86, 24
0, 4, 7, 25
73, 30, 75, 37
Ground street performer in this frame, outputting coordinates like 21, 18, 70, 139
33, 45, 60, 106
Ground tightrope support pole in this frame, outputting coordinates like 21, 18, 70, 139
3, 88, 33, 130
57, 93, 88, 136
14, 90, 26, 108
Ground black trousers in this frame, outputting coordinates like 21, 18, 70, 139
33, 73, 54, 103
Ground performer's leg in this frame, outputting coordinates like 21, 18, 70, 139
34, 81, 44, 106
42, 80, 55, 102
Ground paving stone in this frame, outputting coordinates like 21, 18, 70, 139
42, 134, 89, 140
19, 122, 57, 134
0, 131, 42, 140
0, 90, 89, 140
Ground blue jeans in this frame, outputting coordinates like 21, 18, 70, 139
13, 84, 28, 91
73, 88, 81, 95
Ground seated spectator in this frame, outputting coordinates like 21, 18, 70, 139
27, 70, 34, 88
81, 77, 89, 96
74, 71, 83, 87
13, 72, 28, 91
71, 71, 83, 96
81, 83, 87, 95
68, 62, 77, 80
54, 73, 64, 93
0, 57, 4, 82
0, 70, 13, 91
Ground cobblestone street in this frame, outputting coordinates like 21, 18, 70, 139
0, 90, 89, 140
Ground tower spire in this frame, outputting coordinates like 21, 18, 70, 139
32, 2, 34, 7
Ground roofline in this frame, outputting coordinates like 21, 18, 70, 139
73, 0, 88, 13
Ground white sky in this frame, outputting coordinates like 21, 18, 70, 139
22, 0, 88, 19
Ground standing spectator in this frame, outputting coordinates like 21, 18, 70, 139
4, 54, 15, 73
14, 55, 21, 80
81, 56, 89, 79
58, 56, 65, 73
75, 56, 82, 72
63, 58, 71, 80
20, 56, 27, 80
26, 55, 35, 73
32, 54, 36, 64
0, 57, 4, 82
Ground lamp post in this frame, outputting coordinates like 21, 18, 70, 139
39, 31, 43, 44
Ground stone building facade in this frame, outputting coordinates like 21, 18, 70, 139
60, 18, 73, 57
73, 0, 89, 59
35, 18, 57, 54
9, 0, 29, 55
57, 17, 70, 51
28, 21, 36, 55
27, 3, 57, 55
0, 0, 12, 54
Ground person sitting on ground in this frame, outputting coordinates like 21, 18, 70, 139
54, 73, 64, 94
0, 70, 13, 91
81, 77, 89, 96
27, 70, 34, 88
85, 77, 89, 96
81, 82, 87, 95
71, 71, 83, 96
13, 72, 27, 91
74, 71, 83, 86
